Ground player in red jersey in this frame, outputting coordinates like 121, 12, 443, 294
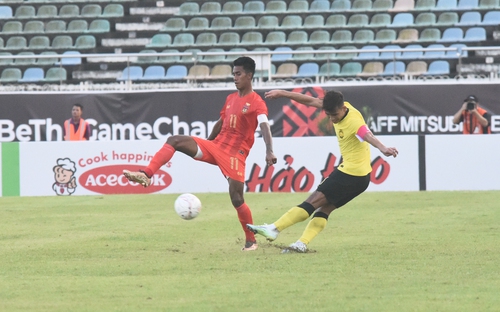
123, 57, 277, 251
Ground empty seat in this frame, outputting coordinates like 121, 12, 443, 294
339, 62, 362, 76
420, 28, 441, 41
211, 17, 232, 30
240, 31, 263, 45
439, 27, 463, 41
117, 66, 143, 81
158, 49, 181, 63
292, 46, 315, 60
422, 43, 446, 58
0, 68, 21, 83
24, 21, 44, 34
266, 1, 287, 12
415, 0, 437, 9
102, 4, 124, 17
310, 0, 331, 11
379, 45, 403, 59
304, 15, 325, 28
374, 29, 397, 42
295, 62, 319, 78
185, 64, 210, 80
179, 2, 199, 15
37, 52, 58, 65
391, 0, 415, 11
351, 0, 373, 10
463, 27, 486, 41
187, 17, 209, 30
52, 35, 73, 49
81, 4, 102, 17
140, 66, 166, 81
348, 14, 369, 27
331, 30, 352, 44
200, 2, 221, 14
381, 61, 406, 75
180, 48, 202, 63
2, 21, 22, 34
281, 15, 303, 28
391, 13, 414, 26
67, 20, 88, 33
74, 35, 96, 49
435, 0, 458, 9
15, 6, 35, 19
28, 36, 50, 50
225, 48, 248, 61
425, 60, 450, 75
445, 43, 468, 58
436, 12, 459, 25
59, 5, 79, 18
89, 20, 110, 33
353, 30, 375, 43
315, 46, 336, 60
287, 31, 308, 45
135, 49, 157, 64
45, 20, 66, 33
395, 29, 419, 42
355, 45, 381, 60
309, 30, 331, 44
219, 32, 240, 45
336, 46, 358, 59
457, 12, 481, 25
0, 6, 13, 19
254, 64, 276, 79
370, 13, 391, 27
479, 0, 500, 7
274, 63, 298, 78
326, 15, 347, 27
165, 65, 188, 80
222, 1, 243, 13
319, 62, 341, 77
6, 36, 27, 50
209, 64, 232, 79
373, 0, 394, 10
163, 18, 186, 31
458, 0, 479, 8
45, 67, 67, 82
243, 1, 265, 13
400, 44, 424, 59
60, 51, 82, 65
171, 33, 194, 46
288, 0, 309, 12
358, 62, 385, 76
258, 16, 279, 29
331, 0, 352, 10
0, 52, 13, 65
234, 16, 256, 29
482, 11, 500, 25
19, 68, 44, 82
195, 32, 217, 46
415, 12, 437, 26
15, 52, 36, 65
406, 61, 428, 75
271, 47, 292, 61
202, 48, 226, 63
37, 5, 57, 18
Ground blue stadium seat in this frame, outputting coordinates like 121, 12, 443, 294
391, 13, 414, 27
271, 47, 293, 61
482, 11, 500, 25
331, 0, 352, 10
458, 0, 479, 8
439, 28, 463, 42
141, 66, 166, 81
59, 51, 82, 65
310, 0, 331, 11
381, 61, 406, 76
0, 6, 13, 19
435, 0, 458, 9
462, 27, 486, 41
165, 65, 188, 80
379, 45, 403, 59
355, 45, 381, 60
445, 43, 468, 58
400, 44, 424, 59
288, 0, 309, 12
19, 67, 44, 82
457, 12, 482, 25
295, 62, 319, 78
425, 60, 450, 75
422, 44, 446, 58
117, 66, 143, 81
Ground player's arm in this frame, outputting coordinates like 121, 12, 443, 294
358, 125, 398, 158
207, 118, 222, 140
258, 114, 277, 166
265, 90, 323, 108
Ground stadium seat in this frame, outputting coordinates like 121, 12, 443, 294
422, 44, 446, 58
225, 48, 248, 61
19, 67, 44, 82
331, 0, 352, 10
187, 17, 209, 30
348, 14, 369, 27
406, 61, 428, 75
336, 46, 358, 59
37, 5, 57, 18
45, 67, 67, 82
0, 38, 3, 49
355, 45, 381, 60
287, 31, 308, 45
304, 15, 325, 28
209, 65, 232, 79
15, 6, 35, 19
158, 49, 181, 63
219, 32, 240, 46
28, 36, 50, 50
265, 31, 286, 46
353, 30, 375, 43
89, 20, 110, 33
379, 45, 403, 59
163, 18, 186, 31
436, 12, 459, 25
394, 29, 419, 42
288, 0, 309, 12
309, 30, 331, 44
172, 33, 194, 46
254, 64, 276, 79
140, 66, 166, 81
391, 0, 415, 11
178, 2, 199, 15
24, 21, 44, 34
415, 13, 437, 26
5, 36, 27, 50
258, 16, 279, 29
425, 60, 450, 75
81, 4, 102, 17
37, 52, 58, 65
52, 36, 74, 50
435, 0, 458, 9
15, 52, 36, 65
351, 0, 373, 10
222, 1, 243, 13
295, 62, 319, 78
479, 0, 500, 7
102, 4, 124, 17
439, 28, 464, 42
202, 48, 226, 63
74, 35, 96, 49
200, 2, 221, 14
45, 21, 66, 33
373, 0, 394, 10
240, 31, 263, 45
315, 46, 336, 60
185, 65, 210, 80
281, 15, 303, 28
358, 62, 385, 76
67, 20, 88, 33
292, 46, 315, 60
325, 15, 347, 27
415, 0, 437, 10
458, 0, 479, 8
331, 30, 353, 44
195, 32, 217, 46
319, 62, 341, 77
117, 66, 143, 81
0, 52, 13, 65
59, 5, 79, 18
374, 29, 397, 42
135, 49, 157, 64
271, 47, 292, 61
420, 28, 441, 41
339, 62, 362, 76
381, 61, 406, 75
0, 68, 21, 83
370, 14, 392, 27
446, 43, 468, 58
164, 65, 188, 80
310, 0, 331, 11
457, 12, 481, 25
234, 16, 256, 29
211, 17, 232, 30
274, 63, 298, 78
60, 51, 82, 65
2, 21, 22, 34
462, 27, 486, 41
266, 1, 287, 12
243, 1, 265, 13
180, 48, 201, 63
400, 44, 424, 59
391, 13, 414, 27
482, 11, 500, 25
0, 6, 13, 19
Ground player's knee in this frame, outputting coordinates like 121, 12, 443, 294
166, 135, 181, 148
298, 201, 316, 216
231, 198, 244, 208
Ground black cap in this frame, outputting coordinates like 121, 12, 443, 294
465, 95, 478, 102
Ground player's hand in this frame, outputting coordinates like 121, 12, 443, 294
382, 147, 399, 158
266, 152, 277, 166
264, 90, 285, 99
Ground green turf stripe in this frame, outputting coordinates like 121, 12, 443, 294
2, 142, 20, 196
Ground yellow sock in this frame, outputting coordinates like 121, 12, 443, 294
298, 217, 328, 245
274, 207, 310, 232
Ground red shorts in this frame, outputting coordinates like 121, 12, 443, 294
192, 137, 246, 182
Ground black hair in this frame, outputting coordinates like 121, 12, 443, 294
73, 103, 83, 110
233, 56, 256, 77
322, 91, 344, 112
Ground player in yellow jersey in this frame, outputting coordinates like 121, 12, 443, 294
247, 89, 398, 253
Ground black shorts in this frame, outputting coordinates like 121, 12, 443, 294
316, 170, 370, 208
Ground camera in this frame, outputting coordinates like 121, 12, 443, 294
466, 101, 476, 111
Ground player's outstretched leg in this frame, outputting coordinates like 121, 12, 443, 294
246, 224, 279, 241
281, 241, 308, 253
123, 170, 151, 187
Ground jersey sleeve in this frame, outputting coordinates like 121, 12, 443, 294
253, 94, 268, 116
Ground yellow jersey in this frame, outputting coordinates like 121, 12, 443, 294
334, 102, 372, 176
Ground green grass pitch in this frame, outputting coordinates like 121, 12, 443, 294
1, 191, 499, 312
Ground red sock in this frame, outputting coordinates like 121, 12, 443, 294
143, 144, 175, 177
235, 203, 255, 242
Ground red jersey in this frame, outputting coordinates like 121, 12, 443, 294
213, 91, 268, 158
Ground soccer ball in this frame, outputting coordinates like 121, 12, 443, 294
174, 193, 202, 220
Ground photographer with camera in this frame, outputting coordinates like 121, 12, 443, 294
452, 95, 491, 134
